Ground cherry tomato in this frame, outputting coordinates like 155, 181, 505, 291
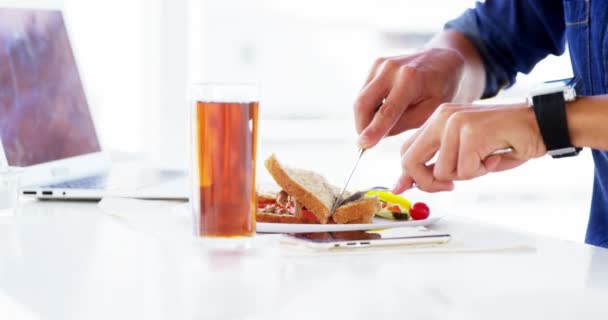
410, 202, 430, 220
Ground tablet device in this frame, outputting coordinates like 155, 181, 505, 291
281, 227, 451, 249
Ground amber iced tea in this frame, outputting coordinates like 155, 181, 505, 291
192, 99, 259, 237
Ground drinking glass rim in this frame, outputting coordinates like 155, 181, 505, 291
190, 83, 259, 103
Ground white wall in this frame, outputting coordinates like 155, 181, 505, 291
64, 0, 161, 155
63, 0, 577, 163
61, 0, 483, 163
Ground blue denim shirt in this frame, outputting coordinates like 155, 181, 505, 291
446, 0, 608, 247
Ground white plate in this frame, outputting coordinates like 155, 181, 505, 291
256, 216, 443, 233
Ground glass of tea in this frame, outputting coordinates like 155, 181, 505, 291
190, 83, 259, 238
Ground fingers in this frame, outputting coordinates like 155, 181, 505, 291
353, 62, 394, 134
354, 48, 470, 151
456, 126, 488, 180
401, 159, 455, 193
432, 106, 492, 181
398, 104, 479, 192
397, 102, 537, 193
392, 174, 415, 194
387, 100, 437, 136
482, 154, 502, 172
355, 57, 426, 147
433, 116, 460, 180
399, 119, 431, 160
399, 124, 454, 193
362, 57, 385, 88
358, 66, 420, 149
483, 154, 526, 172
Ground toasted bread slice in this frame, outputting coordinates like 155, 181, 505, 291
347, 216, 374, 224
332, 195, 380, 224
264, 154, 336, 224
256, 210, 374, 224
256, 212, 319, 224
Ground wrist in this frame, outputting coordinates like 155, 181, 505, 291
566, 98, 585, 148
519, 103, 547, 157
566, 95, 608, 149
427, 30, 485, 102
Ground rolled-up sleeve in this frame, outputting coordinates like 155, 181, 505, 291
445, 0, 566, 98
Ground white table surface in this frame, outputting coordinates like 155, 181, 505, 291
1, 199, 607, 320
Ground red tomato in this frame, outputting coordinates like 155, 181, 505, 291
410, 202, 430, 220
288, 206, 319, 223
302, 209, 319, 223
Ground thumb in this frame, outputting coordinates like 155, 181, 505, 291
482, 154, 502, 172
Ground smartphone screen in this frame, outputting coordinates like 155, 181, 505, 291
287, 228, 450, 244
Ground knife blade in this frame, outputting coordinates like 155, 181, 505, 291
330, 148, 366, 214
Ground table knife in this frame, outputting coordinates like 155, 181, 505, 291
330, 148, 366, 214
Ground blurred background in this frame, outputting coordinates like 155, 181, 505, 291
58, 0, 591, 242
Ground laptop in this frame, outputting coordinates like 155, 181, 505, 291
0, 7, 188, 200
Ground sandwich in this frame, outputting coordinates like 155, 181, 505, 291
257, 154, 381, 224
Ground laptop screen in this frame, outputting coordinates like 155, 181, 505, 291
0, 9, 100, 167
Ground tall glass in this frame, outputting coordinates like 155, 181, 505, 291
190, 84, 259, 238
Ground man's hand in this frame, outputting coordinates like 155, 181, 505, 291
353, 30, 487, 150
354, 48, 466, 149
393, 102, 547, 193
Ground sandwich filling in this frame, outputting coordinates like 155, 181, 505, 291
258, 154, 381, 224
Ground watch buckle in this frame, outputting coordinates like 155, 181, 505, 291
548, 147, 580, 158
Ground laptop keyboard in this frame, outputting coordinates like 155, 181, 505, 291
43, 174, 109, 189
39, 169, 185, 190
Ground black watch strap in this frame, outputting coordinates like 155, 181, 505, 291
531, 92, 581, 158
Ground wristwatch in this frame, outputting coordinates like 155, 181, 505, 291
527, 77, 582, 158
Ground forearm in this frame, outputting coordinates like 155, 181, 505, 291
568, 95, 608, 150
426, 30, 486, 103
